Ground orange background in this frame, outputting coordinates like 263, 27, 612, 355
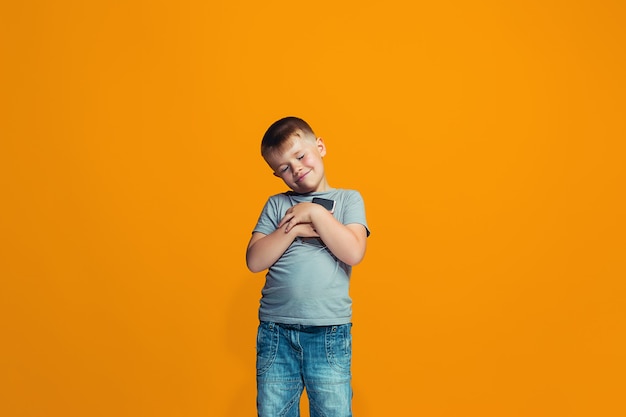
1, 1, 625, 416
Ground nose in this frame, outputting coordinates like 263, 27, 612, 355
291, 161, 303, 176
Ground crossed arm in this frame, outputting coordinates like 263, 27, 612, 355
246, 202, 368, 273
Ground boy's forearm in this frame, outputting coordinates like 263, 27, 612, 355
312, 211, 367, 266
246, 226, 296, 273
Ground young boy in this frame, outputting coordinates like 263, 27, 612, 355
246, 117, 370, 417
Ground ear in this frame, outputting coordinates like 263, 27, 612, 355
316, 137, 327, 157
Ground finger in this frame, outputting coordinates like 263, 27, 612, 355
278, 214, 293, 228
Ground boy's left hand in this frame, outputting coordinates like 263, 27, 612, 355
279, 202, 324, 233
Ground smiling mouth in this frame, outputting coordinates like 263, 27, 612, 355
296, 170, 311, 183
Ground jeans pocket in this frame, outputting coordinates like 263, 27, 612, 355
325, 324, 352, 374
256, 322, 279, 376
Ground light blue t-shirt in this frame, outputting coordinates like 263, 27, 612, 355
252, 188, 370, 325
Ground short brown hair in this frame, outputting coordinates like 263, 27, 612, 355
261, 117, 316, 156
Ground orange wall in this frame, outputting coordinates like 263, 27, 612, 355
1, 1, 625, 416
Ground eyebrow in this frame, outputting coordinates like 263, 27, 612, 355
276, 145, 305, 163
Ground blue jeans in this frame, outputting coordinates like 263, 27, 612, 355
256, 321, 353, 417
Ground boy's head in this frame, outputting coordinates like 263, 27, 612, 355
261, 117, 329, 194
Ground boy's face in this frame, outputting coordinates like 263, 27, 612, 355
264, 134, 328, 194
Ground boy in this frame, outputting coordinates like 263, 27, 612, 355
246, 117, 370, 417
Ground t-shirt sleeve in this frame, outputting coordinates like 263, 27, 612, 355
343, 191, 371, 237
252, 197, 280, 236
